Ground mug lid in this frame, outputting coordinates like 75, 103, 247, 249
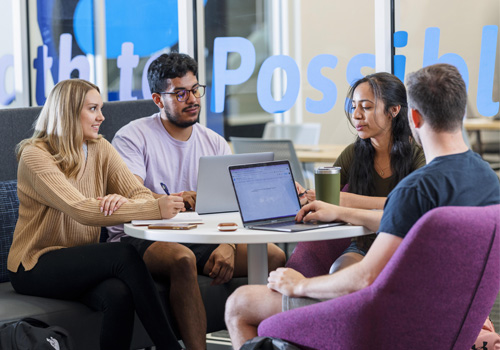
315, 166, 341, 174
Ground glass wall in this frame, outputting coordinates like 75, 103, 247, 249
203, 1, 377, 144
395, 0, 499, 119
24, 0, 180, 106
395, 0, 499, 151
297, 1, 376, 145
204, 0, 272, 137
0, 0, 18, 107
0, 0, 498, 146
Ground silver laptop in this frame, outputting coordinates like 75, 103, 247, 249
229, 160, 344, 232
196, 152, 274, 214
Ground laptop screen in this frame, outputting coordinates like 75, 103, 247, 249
196, 152, 274, 215
229, 161, 301, 223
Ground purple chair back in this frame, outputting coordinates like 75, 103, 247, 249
285, 239, 351, 278
259, 205, 500, 350
285, 183, 352, 278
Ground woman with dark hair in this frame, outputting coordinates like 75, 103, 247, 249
8, 79, 183, 350
297, 72, 425, 270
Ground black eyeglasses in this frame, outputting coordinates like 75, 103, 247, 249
158, 85, 206, 102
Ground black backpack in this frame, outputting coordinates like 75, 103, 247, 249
0, 318, 74, 349
241, 336, 301, 350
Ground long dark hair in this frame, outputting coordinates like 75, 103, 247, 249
344, 72, 413, 195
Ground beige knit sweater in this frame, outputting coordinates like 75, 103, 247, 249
8, 138, 161, 272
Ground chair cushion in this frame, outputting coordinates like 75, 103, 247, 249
0, 180, 18, 283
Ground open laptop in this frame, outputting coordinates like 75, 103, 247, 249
229, 160, 344, 232
196, 152, 274, 214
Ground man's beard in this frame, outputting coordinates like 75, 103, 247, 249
164, 105, 200, 128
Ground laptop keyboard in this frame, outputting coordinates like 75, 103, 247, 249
261, 221, 311, 229
254, 220, 343, 230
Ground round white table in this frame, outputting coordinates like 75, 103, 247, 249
124, 212, 370, 284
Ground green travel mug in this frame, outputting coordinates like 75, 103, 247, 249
315, 167, 341, 205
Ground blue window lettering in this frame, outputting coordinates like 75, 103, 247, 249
211, 37, 256, 113
306, 54, 338, 114
33, 45, 53, 106
423, 27, 469, 91
393, 31, 408, 83
346, 53, 375, 86
257, 55, 300, 114
477, 25, 498, 117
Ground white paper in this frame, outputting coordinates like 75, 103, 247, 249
131, 212, 202, 225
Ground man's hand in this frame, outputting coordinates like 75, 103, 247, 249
204, 244, 235, 285
97, 194, 129, 216
296, 200, 342, 223
267, 267, 306, 297
182, 191, 197, 211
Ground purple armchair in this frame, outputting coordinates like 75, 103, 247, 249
259, 205, 500, 349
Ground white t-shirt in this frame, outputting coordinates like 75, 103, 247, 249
107, 113, 231, 241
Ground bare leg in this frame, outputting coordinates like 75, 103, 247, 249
329, 252, 364, 274
233, 243, 286, 277
143, 242, 206, 350
225, 285, 283, 350
267, 243, 287, 271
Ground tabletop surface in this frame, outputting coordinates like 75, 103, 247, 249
124, 212, 370, 245
294, 144, 348, 164
464, 118, 500, 131
227, 142, 349, 164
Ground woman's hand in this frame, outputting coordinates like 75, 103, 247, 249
295, 200, 341, 223
97, 194, 129, 216
295, 181, 316, 206
158, 192, 185, 219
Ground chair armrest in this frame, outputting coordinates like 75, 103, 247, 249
258, 288, 374, 349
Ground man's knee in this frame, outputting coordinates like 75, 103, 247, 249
268, 244, 286, 271
171, 248, 198, 277
225, 286, 249, 322
144, 242, 198, 278
225, 285, 280, 328
225, 285, 261, 320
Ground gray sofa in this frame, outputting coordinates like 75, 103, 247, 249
0, 99, 245, 349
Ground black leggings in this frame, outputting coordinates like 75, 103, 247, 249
9, 243, 181, 350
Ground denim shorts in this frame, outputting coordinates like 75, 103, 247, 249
342, 240, 367, 257
281, 241, 366, 312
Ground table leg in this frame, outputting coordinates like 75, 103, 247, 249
247, 243, 268, 285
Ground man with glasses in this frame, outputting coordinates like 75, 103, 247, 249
107, 53, 285, 350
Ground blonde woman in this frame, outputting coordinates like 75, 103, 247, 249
7, 79, 183, 350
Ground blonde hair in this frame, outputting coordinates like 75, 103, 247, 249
17, 79, 101, 178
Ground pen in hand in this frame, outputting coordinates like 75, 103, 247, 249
160, 182, 170, 195
298, 190, 309, 198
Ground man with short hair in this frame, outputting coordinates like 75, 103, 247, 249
225, 63, 500, 349
108, 53, 285, 350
